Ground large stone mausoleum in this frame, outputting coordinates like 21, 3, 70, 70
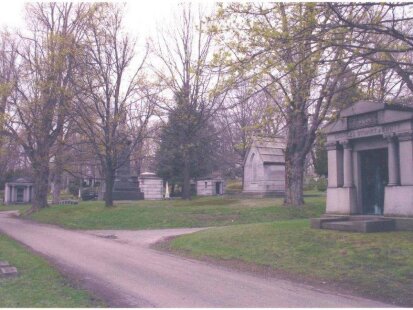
243, 136, 285, 197
325, 100, 413, 217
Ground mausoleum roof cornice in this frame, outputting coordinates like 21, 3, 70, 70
325, 100, 413, 135
340, 100, 413, 117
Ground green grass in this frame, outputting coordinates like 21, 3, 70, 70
225, 180, 243, 194
170, 219, 413, 306
0, 234, 105, 307
0, 204, 31, 213
23, 193, 325, 229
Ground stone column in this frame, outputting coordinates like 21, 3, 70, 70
342, 141, 353, 187
397, 132, 413, 185
326, 142, 343, 188
387, 136, 400, 186
11, 185, 15, 203
23, 186, 28, 202
4, 184, 9, 204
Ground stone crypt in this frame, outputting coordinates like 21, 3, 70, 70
312, 101, 413, 232
4, 177, 33, 205
325, 100, 413, 218
243, 136, 285, 197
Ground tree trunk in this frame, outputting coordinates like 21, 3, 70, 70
52, 174, 62, 204
284, 154, 305, 206
283, 109, 309, 207
182, 155, 191, 200
52, 156, 63, 204
32, 159, 50, 211
104, 167, 114, 207
241, 163, 245, 189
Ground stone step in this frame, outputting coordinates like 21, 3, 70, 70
0, 260, 10, 267
0, 266, 18, 277
322, 219, 396, 233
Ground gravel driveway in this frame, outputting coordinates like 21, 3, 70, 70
0, 211, 390, 307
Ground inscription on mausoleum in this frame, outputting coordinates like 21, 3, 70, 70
334, 124, 401, 140
348, 112, 378, 130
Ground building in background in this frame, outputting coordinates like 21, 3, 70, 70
243, 136, 285, 197
4, 177, 33, 205
196, 176, 225, 196
139, 172, 164, 200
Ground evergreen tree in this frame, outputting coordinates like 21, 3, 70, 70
155, 92, 218, 198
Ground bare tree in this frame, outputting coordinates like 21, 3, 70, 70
2, 3, 91, 211
0, 30, 18, 176
72, 4, 154, 207
49, 118, 77, 204
217, 83, 284, 184
328, 3, 413, 95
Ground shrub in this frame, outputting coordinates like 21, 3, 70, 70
316, 177, 327, 192
68, 181, 80, 197
81, 188, 98, 201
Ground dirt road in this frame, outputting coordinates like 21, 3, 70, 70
0, 211, 389, 307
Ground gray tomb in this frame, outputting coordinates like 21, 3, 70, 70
110, 141, 143, 200
4, 177, 33, 205
243, 136, 286, 197
196, 177, 225, 196
325, 100, 413, 217
139, 172, 163, 200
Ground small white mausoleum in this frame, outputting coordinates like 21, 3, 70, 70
243, 136, 285, 197
138, 172, 163, 200
4, 177, 34, 205
196, 177, 225, 196
325, 100, 413, 217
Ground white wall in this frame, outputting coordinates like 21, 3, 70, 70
139, 177, 163, 200
196, 180, 225, 196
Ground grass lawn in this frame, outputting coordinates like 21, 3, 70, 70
21, 192, 325, 229
0, 204, 31, 213
0, 234, 105, 307
169, 219, 413, 306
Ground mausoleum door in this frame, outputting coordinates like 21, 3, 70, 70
215, 182, 221, 195
16, 187, 24, 203
360, 149, 388, 215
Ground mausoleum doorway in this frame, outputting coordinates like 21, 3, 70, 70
360, 149, 388, 215
16, 187, 25, 203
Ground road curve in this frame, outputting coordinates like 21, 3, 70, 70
0, 211, 390, 307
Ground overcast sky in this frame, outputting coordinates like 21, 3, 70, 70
0, 1, 185, 39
